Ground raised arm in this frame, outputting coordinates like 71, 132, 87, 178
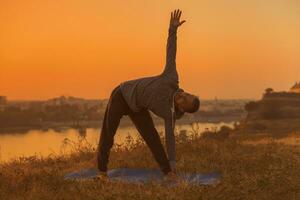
163, 9, 186, 75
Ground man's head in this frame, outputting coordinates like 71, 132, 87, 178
174, 91, 200, 113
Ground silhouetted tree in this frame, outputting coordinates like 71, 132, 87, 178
265, 88, 274, 94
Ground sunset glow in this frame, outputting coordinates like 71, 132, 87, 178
1, 0, 300, 100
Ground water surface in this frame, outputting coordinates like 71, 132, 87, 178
0, 122, 233, 162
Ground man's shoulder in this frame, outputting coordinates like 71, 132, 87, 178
121, 75, 161, 85
161, 67, 179, 82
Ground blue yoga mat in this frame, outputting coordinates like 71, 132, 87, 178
64, 168, 221, 186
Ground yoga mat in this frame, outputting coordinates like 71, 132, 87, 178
64, 168, 221, 186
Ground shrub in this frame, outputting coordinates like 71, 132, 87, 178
201, 125, 232, 140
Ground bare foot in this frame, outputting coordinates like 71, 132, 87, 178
94, 171, 108, 181
163, 171, 178, 182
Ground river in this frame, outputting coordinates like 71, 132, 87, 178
0, 122, 233, 162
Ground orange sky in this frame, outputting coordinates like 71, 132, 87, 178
1, 0, 300, 100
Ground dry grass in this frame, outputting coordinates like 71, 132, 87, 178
0, 133, 299, 200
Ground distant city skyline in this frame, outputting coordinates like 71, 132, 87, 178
1, 0, 300, 100
3, 81, 299, 101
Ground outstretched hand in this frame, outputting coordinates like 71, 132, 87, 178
170, 9, 186, 28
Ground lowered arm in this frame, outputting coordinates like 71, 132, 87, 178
164, 114, 176, 170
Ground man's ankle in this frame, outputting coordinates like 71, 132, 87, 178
162, 167, 172, 175
99, 170, 107, 175
95, 170, 108, 180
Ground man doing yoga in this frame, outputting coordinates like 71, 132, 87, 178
97, 9, 200, 178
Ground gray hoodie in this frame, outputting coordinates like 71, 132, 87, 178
120, 25, 183, 163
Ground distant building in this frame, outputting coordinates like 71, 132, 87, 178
0, 96, 7, 105
289, 82, 300, 93
45, 96, 85, 106
44, 95, 101, 110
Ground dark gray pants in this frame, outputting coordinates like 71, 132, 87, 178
97, 86, 171, 174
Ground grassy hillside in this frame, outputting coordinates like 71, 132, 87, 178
0, 133, 299, 200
